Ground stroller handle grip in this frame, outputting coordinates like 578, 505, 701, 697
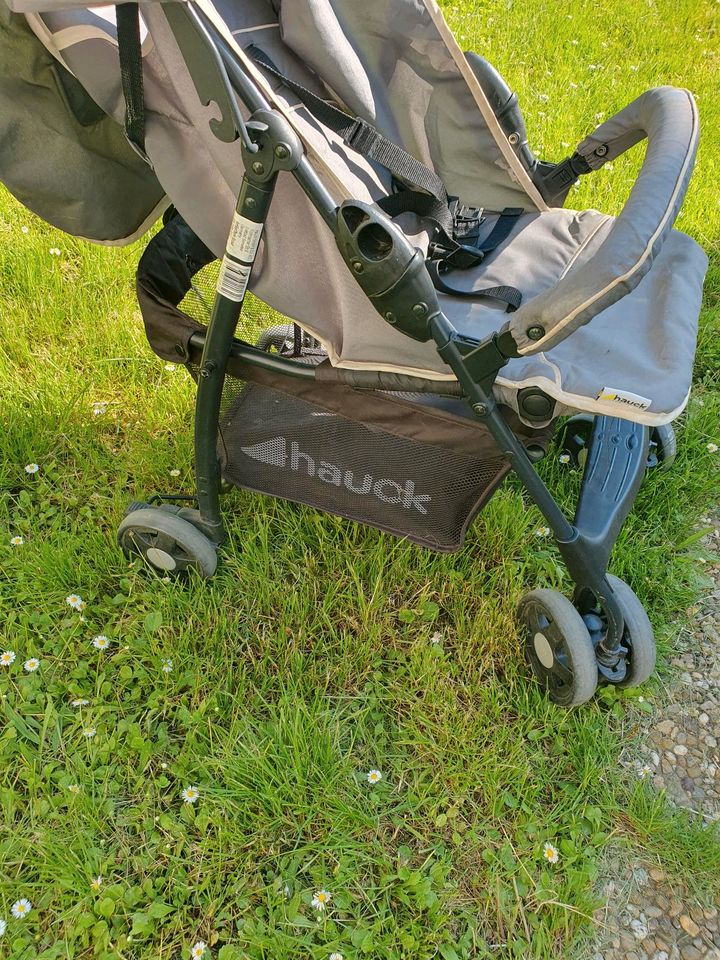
508, 86, 701, 355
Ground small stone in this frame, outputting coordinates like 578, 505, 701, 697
656, 720, 675, 735
668, 899, 683, 918
631, 919, 650, 941
699, 713, 710, 725
649, 867, 665, 882
673, 744, 688, 756
679, 915, 701, 938
652, 953, 669, 960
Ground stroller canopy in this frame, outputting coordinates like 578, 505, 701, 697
2, 0, 707, 425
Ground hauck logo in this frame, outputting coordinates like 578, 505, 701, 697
240, 437, 431, 514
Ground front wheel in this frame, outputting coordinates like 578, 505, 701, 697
518, 589, 598, 707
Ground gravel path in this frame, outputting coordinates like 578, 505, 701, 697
588, 516, 720, 960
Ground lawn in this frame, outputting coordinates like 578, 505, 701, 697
0, 0, 718, 958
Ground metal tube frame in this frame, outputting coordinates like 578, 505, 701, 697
185, 7, 640, 679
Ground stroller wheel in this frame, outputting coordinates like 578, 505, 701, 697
646, 423, 676, 472
558, 414, 595, 468
603, 575, 656, 688
117, 507, 217, 578
518, 589, 598, 706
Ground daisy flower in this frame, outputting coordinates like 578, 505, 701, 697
430, 631, 442, 644
24, 463, 39, 474
181, 786, 200, 805
367, 769, 383, 785
161, 658, 173, 673
11, 899, 31, 919
83, 727, 97, 738
92, 635, 110, 651
169, 469, 181, 477
1, 651, 16, 667
24, 658, 40, 673
66, 594, 84, 610
68, 784, 81, 794
707, 442, 718, 453
49, 247, 61, 256
91, 877, 103, 891
191, 941, 207, 958
638, 764, 653, 780
535, 526, 551, 538
542, 842, 559, 865
21, 225, 29, 234
311, 890, 331, 911
0, 918, 5, 936
329, 954, 343, 960
71, 698, 90, 707
10, 536, 24, 546
164, 363, 177, 372
92, 403, 107, 417
558, 453, 571, 464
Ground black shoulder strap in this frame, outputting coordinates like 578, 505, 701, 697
116, 3, 146, 158
426, 263, 522, 312
247, 47, 452, 231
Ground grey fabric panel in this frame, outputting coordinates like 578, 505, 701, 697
509, 87, 700, 353
274, 0, 535, 211
0, 1, 164, 243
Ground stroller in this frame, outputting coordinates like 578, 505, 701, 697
0, 0, 707, 705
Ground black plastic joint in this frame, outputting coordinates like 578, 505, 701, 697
540, 152, 592, 201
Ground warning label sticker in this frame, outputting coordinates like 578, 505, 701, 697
217, 256, 251, 302
226, 212, 264, 263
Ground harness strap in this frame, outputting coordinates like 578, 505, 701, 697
116, 3, 146, 158
426, 262, 522, 312
248, 47, 451, 215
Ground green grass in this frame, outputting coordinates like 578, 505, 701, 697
1, 0, 719, 957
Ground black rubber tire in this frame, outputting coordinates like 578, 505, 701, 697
518, 589, 598, 707
606, 574, 656, 688
117, 507, 217, 578
647, 423, 677, 473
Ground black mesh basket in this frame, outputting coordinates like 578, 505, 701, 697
136, 213, 551, 552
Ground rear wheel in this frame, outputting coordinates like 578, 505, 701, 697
518, 589, 598, 706
117, 507, 217, 578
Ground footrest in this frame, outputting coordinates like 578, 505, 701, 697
573, 416, 649, 568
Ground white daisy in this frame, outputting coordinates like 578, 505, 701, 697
164, 363, 177, 372
161, 658, 173, 673
169, 469, 181, 477
49, 247, 61, 256
535, 527, 551, 538
1, 651, 16, 666
11, 899, 31, 919
21, 225, 29, 234
181, 786, 200, 804
24, 658, 40, 673
68, 784, 81, 794
83, 727, 97, 738
24, 463, 39, 474
707, 442, 718, 453
91, 877, 103, 891
367, 769, 382, 785
638, 764, 653, 780
0, 917, 6, 936
92, 635, 110, 651
92, 403, 107, 417
311, 890, 331, 911
329, 954, 343, 960
191, 941, 206, 958
430, 631, 442, 644
558, 453, 571, 464
66, 594, 83, 610
542, 842, 559, 864
10, 536, 24, 546
71, 698, 90, 707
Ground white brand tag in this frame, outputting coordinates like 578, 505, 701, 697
596, 387, 651, 411
226, 212, 264, 263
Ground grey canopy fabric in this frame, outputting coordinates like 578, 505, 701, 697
3, 0, 708, 426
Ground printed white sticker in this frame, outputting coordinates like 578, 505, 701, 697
596, 387, 651, 412
226, 212, 264, 263
217, 256, 251, 302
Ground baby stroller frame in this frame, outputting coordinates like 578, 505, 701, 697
118, 3, 659, 706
